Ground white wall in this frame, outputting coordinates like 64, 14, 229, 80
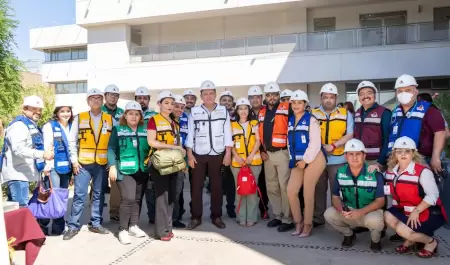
30, 25, 87, 50
41, 61, 89, 83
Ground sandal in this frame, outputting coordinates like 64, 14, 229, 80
291, 221, 304, 236
298, 224, 312, 238
395, 244, 412, 254
416, 238, 438, 259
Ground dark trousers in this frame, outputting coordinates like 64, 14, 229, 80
117, 172, 148, 231
191, 154, 224, 219
258, 164, 269, 215
222, 165, 235, 213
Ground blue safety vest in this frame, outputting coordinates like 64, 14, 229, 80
50, 120, 72, 174
287, 112, 310, 168
0, 115, 45, 172
179, 112, 189, 147
388, 100, 431, 152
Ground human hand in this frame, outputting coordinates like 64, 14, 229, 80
261, 152, 269, 161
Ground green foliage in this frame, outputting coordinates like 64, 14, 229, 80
0, 0, 23, 126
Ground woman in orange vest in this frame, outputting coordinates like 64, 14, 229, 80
230, 98, 262, 227
384, 136, 446, 258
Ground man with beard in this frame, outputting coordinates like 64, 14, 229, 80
1, 96, 54, 208
219, 91, 236, 218
247, 85, 269, 219
312, 83, 354, 228
183, 89, 197, 116
280, 89, 292, 103
259, 82, 294, 232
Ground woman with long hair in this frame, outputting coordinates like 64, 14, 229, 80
108, 101, 149, 244
230, 97, 262, 227
39, 101, 74, 235
147, 91, 186, 241
286, 90, 326, 238
384, 136, 447, 258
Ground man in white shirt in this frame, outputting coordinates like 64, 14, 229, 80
186, 80, 233, 230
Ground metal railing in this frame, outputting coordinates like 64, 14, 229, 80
130, 22, 450, 62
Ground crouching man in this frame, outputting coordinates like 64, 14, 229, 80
324, 139, 385, 251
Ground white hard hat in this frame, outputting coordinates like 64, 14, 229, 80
157, 90, 175, 103
280, 89, 293, 98
344, 139, 366, 153
104, 84, 120, 94
235, 97, 251, 107
183, 89, 196, 98
248, 85, 263, 96
135, 86, 149, 96
174, 94, 186, 105
320, 83, 338, 95
55, 100, 72, 108
220, 91, 234, 100
356, 81, 378, 95
290, 90, 309, 102
200, 80, 216, 91
395, 74, 418, 89
86, 88, 104, 99
23, 95, 44, 108
125, 101, 142, 112
393, 136, 417, 150
264, 82, 280, 93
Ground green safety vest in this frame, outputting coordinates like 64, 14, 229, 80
102, 105, 124, 123
117, 125, 149, 175
336, 164, 378, 209
143, 109, 158, 121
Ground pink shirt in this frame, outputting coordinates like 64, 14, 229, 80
303, 117, 322, 164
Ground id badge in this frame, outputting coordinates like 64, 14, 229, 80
301, 135, 306, 143
392, 125, 398, 135
383, 185, 391, 195
235, 142, 241, 149
101, 127, 108, 135
132, 139, 138, 147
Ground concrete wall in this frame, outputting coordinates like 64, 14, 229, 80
30, 25, 87, 50
41, 61, 89, 83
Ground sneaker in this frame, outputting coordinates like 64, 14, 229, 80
341, 234, 356, 248
129, 226, 146, 238
173, 220, 186, 229
118, 230, 131, 245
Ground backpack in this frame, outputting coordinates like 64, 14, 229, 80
236, 166, 267, 217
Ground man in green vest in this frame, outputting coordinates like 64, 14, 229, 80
102, 84, 124, 221
135, 86, 158, 123
324, 139, 385, 251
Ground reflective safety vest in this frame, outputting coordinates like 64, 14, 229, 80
153, 114, 178, 145
385, 163, 448, 222
179, 112, 189, 147
77, 111, 113, 165
101, 105, 124, 125
312, 107, 347, 156
354, 105, 386, 160
231, 120, 262, 168
50, 120, 72, 174
388, 100, 431, 152
337, 164, 378, 209
2, 115, 45, 172
117, 125, 149, 175
287, 112, 311, 169
258, 102, 289, 149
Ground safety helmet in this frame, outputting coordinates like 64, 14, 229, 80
125, 101, 142, 112
320, 83, 338, 95
248, 85, 263, 96
235, 97, 251, 107
174, 95, 186, 105
86, 88, 104, 99
356, 81, 378, 95
200, 80, 216, 91
393, 136, 417, 150
280, 89, 292, 98
23, 95, 44, 108
54, 100, 72, 108
135, 86, 149, 97
219, 91, 234, 100
183, 89, 196, 98
264, 82, 281, 93
290, 90, 309, 102
157, 91, 175, 103
395, 74, 418, 89
104, 84, 120, 94
344, 139, 366, 153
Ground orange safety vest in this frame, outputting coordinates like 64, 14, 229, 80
258, 102, 289, 149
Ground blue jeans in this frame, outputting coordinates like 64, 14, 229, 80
38, 169, 72, 235
67, 164, 107, 230
7, 180, 29, 207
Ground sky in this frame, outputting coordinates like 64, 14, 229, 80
10, 0, 75, 61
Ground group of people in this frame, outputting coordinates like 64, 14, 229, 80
1, 74, 449, 259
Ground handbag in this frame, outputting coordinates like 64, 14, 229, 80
28, 174, 69, 219
150, 125, 186, 175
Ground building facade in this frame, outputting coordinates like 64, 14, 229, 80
30, 0, 450, 113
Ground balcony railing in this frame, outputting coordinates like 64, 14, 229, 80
130, 22, 450, 62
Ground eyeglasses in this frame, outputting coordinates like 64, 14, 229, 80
89, 96, 103, 102
394, 149, 413, 155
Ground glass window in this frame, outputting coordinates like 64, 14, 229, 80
45, 47, 87, 62
314, 17, 336, 32
71, 49, 79, 60
54, 81, 87, 94
78, 49, 87, 59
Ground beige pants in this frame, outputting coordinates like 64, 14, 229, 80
287, 152, 326, 226
324, 207, 385, 243
109, 181, 121, 217
313, 163, 344, 224
265, 149, 292, 223
231, 165, 262, 223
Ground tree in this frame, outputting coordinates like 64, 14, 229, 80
20, 85, 55, 127
0, 0, 23, 127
